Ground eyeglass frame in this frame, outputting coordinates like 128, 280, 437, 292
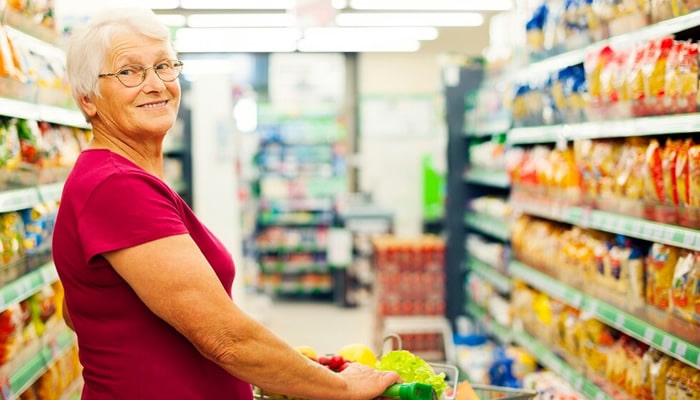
98, 59, 184, 88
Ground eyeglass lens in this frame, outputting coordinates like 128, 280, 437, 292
117, 60, 183, 87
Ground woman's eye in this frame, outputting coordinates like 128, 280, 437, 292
119, 66, 142, 76
154, 62, 171, 71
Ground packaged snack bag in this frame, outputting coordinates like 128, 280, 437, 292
670, 250, 696, 322
645, 139, 665, 216
647, 243, 680, 310
691, 253, 700, 324
647, 348, 670, 400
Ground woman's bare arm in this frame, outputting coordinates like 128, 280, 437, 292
103, 233, 397, 400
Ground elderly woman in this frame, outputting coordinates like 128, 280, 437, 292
53, 7, 399, 400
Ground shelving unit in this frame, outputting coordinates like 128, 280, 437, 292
464, 213, 510, 242
465, 300, 613, 400
448, 9, 700, 399
251, 111, 349, 298
7, 328, 76, 400
463, 168, 510, 189
466, 257, 511, 294
509, 261, 700, 369
0, 15, 85, 399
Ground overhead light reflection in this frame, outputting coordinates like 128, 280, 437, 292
347, 0, 513, 11
180, 0, 295, 9
187, 13, 296, 27
335, 12, 484, 27
303, 26, 438, 41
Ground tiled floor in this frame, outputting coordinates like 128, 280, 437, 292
241, 291, 377, 356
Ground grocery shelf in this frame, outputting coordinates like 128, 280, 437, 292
513, 195, 700, 251
464, 212, 510, 242
9, 328, 76, 400
0, 263, 58, 312
464, 117, 511, 137
464, 168, 510, 189
507, 10, 700, 82
466, 257, 511, 294
464, 300, 512, 344
37, 182, 64, 203
510, 326, 613, 400
464, 300, 611, 399
507, 112, 700, 145
509, 260, 700, 369
0, 97, 89, 130
257, 245, 327, 254
0, 183, 64, 214
0, 187, 41, 214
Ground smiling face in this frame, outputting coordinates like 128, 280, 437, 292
81, 31, 181, 145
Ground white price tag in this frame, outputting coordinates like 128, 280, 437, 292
41, 266, 56, 283
580, 208, 592, 227
644, 327, 655, 342
596, 392, 606, 400
588, 302, 599, 315
662, 336, 673, 352
575, 377, 584, 391
675, 342, 687, 359
571, 293, 583, 308
630, 221, 642, 235
615, 314, 625, 328
643, 224, 655, 239
653, 226, 664, 241
664, 229, 675, 242
612, 218, 622, 232
684, 233, 695, 248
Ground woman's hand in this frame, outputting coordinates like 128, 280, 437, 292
337, 362, 401, 400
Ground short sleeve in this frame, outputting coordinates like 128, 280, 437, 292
78, 173, 188, 263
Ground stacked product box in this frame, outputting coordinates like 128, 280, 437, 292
372, 235, 449, 361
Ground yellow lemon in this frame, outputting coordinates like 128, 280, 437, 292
337, 343, 378, 367
295, 345, 318, 360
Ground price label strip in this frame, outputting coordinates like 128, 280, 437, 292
512, 260, 700, 369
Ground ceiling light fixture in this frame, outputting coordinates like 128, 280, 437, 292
179, 0, 295, 10
111, 0, 179, 9
303, 26, 438, 41
297, 37, 420, 52
187, 13, 296, 27
345, 0, 513, 11
335, 12, 484, 27
155, 14, 187, 27
175, 27, 300, 52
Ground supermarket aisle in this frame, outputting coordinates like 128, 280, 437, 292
242, 291, 377, 355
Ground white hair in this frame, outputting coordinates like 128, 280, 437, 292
65, 8, 176, 121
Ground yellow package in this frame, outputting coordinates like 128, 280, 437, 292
647, 243, 680, 310
688, 144, 700, 209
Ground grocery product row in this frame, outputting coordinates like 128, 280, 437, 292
0, 273, 79, 400
523, 0, 700, 62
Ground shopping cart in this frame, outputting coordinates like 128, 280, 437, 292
254, 333, 538, 400
465, 384, 538, 400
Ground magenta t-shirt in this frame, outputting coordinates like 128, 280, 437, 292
52, 149, 253, 400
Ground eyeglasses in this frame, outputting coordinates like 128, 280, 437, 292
98, 59, 184, 88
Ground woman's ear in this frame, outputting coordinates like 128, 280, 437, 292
78, 94, 97, 119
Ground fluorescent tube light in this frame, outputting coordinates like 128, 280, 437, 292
187, 13, 296, 27
297, 38, 420, 52
175, 27, 300, 52
303, 27, 438, 41
347, 0, 513, 11
180, 0, 295, 10
108, 0, 178, 9
156, 14, 187, 27
336, 12, 484, 27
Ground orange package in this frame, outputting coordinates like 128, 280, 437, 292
455, 381, 479, 400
